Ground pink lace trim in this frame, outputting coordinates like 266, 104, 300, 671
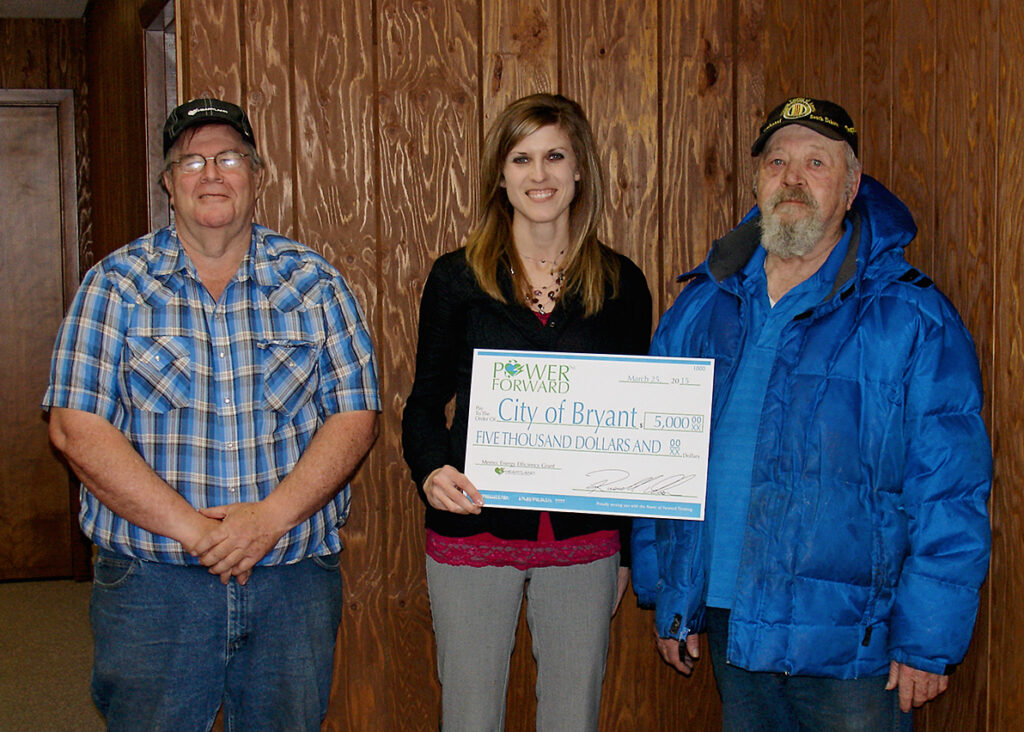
425, 528, 619, 570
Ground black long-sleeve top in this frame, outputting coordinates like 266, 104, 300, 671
402, 246, 653, 555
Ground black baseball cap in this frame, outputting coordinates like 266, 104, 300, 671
162, 98, 256, 155
751, 97, 858, 157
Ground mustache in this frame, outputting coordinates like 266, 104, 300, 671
767, 187, 817, 210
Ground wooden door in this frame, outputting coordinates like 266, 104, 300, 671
0, 89, 80, 580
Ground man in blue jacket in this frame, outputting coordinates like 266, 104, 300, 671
632, 97, 991, 729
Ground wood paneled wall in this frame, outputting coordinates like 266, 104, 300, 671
84, 0, 152, 265
173, 1, 1013, 730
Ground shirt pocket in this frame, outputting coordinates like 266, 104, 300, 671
257, 338, 320, 418
124, 335, 192, 412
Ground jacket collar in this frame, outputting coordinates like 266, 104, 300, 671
686, 211, 862, 305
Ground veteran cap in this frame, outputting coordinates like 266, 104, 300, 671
751, 97, 858, 157
162, 98, 256, 155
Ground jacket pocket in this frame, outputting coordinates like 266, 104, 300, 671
125, 335, 192, 412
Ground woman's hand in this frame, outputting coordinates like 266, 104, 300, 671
423, 465, 484, 514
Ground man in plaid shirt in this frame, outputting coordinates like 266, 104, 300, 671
43, 98, 380, 731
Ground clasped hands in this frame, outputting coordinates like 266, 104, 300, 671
182, 500, 286, 585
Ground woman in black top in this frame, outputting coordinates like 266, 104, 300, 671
402, 93, 651, 731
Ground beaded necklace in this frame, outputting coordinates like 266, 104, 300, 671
512, 248, 566, 314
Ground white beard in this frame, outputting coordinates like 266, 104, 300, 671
759, 189, 827, 259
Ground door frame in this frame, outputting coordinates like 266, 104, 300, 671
0, 88, 85, 578
0, 89, 80, 304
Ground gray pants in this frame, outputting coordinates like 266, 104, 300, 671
426, 554, 619, 732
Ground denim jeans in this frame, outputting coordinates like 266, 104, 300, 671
90, 549, 343, 732
706, 608, 913, 732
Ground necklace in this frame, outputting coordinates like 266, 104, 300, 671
519, 248, 565, 266
509, 259, 565, 314
525, 270, 565, 313
512, 247, 567, 314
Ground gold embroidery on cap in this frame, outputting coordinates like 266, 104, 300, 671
782, 98, 815, 119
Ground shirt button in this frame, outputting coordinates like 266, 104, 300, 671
223, 397, 231, 404
219, 352, 226, 358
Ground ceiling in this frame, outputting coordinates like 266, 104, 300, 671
0, 0, 88, 18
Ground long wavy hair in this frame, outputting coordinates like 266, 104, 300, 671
464, 93, 619, 316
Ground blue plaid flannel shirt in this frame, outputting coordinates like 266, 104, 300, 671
43, 224, 380, 565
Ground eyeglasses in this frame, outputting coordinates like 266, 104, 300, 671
171, 150, 250, 174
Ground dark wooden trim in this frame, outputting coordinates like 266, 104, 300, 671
138, 0, 170, 29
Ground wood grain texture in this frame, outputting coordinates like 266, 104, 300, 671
243, 0, 293, 235
991, 0, 1024, 727
376, 0, 480, 728
660, 0, 737, 316
289, 2, 388, 729
482, 0, 557, 126
802, 0, 850, 100
84, 0, 150, 258
890, 0, 937, 276
735, 0, 767, 218
860, 0, 892, 183
912, 2, 996, 730
0, 19, 71, 87
179, 0, 243, 103
560, 0, 659, 308
762, 0, 803, 104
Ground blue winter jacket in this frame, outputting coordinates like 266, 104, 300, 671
632, 175, 991, 678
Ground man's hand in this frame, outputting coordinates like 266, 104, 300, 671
191, 501, 287, 584
656, 629, 700, 676
886, 661, 949, 712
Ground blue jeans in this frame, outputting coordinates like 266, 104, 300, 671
90, 549, 343, 732
706, 608, 913, 732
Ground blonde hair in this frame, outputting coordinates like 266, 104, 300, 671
465, 94, 618, 316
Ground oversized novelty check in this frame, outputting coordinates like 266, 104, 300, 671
464, 349, 713, 519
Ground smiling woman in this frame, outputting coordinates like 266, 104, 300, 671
402, 93, 653, 731
502, 124, 580, 229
